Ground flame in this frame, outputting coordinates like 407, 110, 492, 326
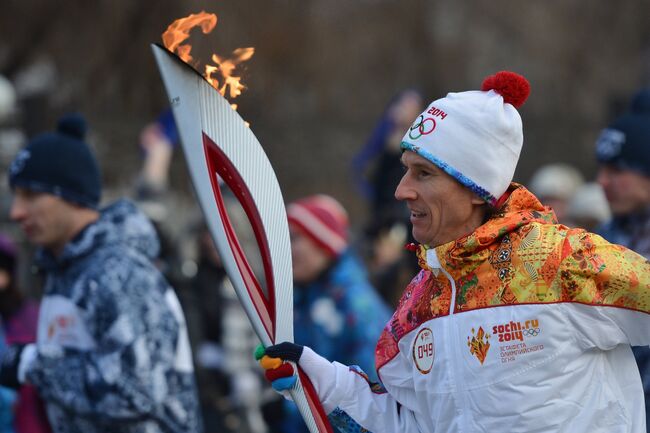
162, 12, 217, 63
162, 11, 254, 110
207, 48, 255, 98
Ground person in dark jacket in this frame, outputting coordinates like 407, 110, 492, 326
595, 87, 650, 431
1, 114, 202, 433
351, 90, 424, 307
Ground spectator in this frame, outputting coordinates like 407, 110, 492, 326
596, 88, 650, 259
187, 222, 267, 433
352, 89, 424, 218
132, 111, 181, 282
595, 87, 650, 431
0, 234, 50, 433
528, 163, 584, 224
2, 113, 202, 433
565, 182, 611, 231
281, 194, 391, 433
351, 89, 424, 307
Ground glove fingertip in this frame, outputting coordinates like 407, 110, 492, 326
260, 355, 283, 370
265, 362, 295, 381
272, 375, 297, 392
254, 344, 266, 360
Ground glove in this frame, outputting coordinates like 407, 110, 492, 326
256, 342, 340, 413
255, 342, 304, 392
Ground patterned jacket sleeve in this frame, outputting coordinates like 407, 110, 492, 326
26, 254, 195, 429
559, 231, 650, 349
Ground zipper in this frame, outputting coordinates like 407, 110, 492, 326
426, 247, 466, 432
426, 249, 457, 315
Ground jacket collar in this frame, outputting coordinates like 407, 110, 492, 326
412, 183, 556, 273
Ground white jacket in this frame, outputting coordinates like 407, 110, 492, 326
300, 187, 650, 433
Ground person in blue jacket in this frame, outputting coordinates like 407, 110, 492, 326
1, 113, 202, 433
278, 194, 391, 433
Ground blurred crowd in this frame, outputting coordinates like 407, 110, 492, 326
0, 69, 648, 433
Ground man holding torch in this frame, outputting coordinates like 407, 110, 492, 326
259, 71, 650, 433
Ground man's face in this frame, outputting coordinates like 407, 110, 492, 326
395, 151, 484, 247
597, 165, 650, 216
289, 227, 331, 285
10, 187, 77, 252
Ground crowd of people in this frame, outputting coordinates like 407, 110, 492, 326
0, 69, 648, 433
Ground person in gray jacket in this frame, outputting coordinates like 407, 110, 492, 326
1, 113, 202, 433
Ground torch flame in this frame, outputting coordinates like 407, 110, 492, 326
162, 11, 254, 110
207, 48, 255, 98
162, 12, 217, 63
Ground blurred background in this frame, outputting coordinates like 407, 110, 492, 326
1, 0, 649, 221
1, 1, 650, 432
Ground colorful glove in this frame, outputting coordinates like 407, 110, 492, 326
255, 342, 304, 392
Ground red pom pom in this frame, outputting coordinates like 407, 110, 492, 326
481, 71, 530, 108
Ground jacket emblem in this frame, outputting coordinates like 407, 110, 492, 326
412, 327, 434, 374
467, 326, 491, 365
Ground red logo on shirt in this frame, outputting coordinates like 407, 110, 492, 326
47, 315, 76, 339
413, 327, 435, 374
467, 326, 491, 365
492, 319, 540, 343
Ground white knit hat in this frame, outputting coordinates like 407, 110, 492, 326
400, 71, 530, 206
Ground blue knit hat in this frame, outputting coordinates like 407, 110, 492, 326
596, 88, 650, 177
8, 113, 101, 208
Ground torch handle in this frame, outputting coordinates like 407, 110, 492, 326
291, 367, 335, 433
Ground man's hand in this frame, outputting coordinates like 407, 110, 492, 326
255, 342, 304, 392
0, 343, 37, 389
256, 342, 340, 414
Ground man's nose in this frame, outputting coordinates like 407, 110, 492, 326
596, 168, 610, 189
395, 174, 416, 201
9, 198, 25, 222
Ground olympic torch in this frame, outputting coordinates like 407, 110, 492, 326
151, 44, 333, 433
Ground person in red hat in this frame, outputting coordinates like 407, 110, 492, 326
276, 194, 390, 433
257, 72, 650, 433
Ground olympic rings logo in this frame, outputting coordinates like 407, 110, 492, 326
523, 328, 540, 337
408, 115, 436, 139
